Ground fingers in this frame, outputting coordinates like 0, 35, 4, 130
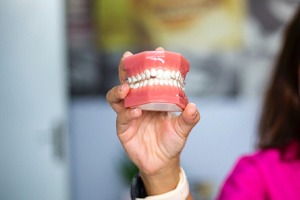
117, 108, 142, 136
119, 51, 133, 83
106, 83, 130, 114
176, 103, 200, 138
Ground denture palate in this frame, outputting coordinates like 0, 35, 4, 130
127, 68, 186, 90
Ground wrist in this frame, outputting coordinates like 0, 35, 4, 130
132, 167, 190, 200
140, 160, 180, 195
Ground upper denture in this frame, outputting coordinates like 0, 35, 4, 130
124, 50, 189, 90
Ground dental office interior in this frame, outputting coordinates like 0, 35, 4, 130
0, 0, 298, 200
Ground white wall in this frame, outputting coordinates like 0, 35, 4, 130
69, 97, 260, 200
0, 1, 69, 200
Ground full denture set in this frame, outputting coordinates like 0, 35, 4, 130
124, 50, 190, 112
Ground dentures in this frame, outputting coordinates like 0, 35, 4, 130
123, 50, 190, 112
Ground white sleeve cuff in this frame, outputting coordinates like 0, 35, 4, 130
136, 167, 189, 200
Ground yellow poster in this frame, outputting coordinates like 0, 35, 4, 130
95, 0, 246, 52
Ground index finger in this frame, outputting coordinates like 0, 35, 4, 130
106, 83, 130, 114
119, 51, 133, 83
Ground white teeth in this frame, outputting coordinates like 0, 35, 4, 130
164, 70, 171, 79
127, 68, 186, 89
180, 77, 184, 85
138, 82, 143, 88
145, 69, 151, 79
175, 71, 180, 80
141, 72, 146, 80
159, 79, 164, 85
148, 78, 154, 86
154, 78, 159, 85
174, 80, 177, 86
137, 74, 142, 81
151, 68, 157, 77
132, 76, 137, 83
128, 77, 132, 84
143, 80, 148, 87
164, 80, 169, 85
157, 69, 164, 79
171, 70, 176, 79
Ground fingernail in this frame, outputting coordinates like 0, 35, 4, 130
122, 51, 131, 59
192, 110, 198, 119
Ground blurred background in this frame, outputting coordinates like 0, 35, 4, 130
0, 0, 298, 200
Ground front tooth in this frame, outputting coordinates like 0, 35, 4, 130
151, 68, 157, 77
130, 84, 134, 88
137, 74, 142, 81
157, 69, 164, 79
154, 78, 159, 85
145, 69, 151, 79
169, 79, 174, 86
164, 80, 169, 85
159, 79, 164, 85
148, 78, 154, 86
164, 70, 171, 80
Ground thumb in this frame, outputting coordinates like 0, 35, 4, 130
176, 103, 200, 138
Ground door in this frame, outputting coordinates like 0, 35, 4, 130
0, 1, 69, 200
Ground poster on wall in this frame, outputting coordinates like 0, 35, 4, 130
69, 0, 297, 98
94, 0, 247, 97
95, 0, 246, 52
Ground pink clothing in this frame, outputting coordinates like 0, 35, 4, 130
217, 142, 300, 200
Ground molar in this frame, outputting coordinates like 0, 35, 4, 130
175, 71, 180, 80
128, 77, 132, 84
171, 70, 176, 79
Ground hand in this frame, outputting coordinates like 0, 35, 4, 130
106, 49, 200, 196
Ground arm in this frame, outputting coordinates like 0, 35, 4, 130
216, 156, 265, 200
106, 49, 200, 199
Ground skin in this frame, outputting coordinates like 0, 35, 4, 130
106, 48, 200, 199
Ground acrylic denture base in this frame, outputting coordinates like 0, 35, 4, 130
124, 50, 190, 112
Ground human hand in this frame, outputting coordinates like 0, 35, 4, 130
106, 48, 200, 195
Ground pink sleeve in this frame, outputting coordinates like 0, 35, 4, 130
216, 156, 266, 200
